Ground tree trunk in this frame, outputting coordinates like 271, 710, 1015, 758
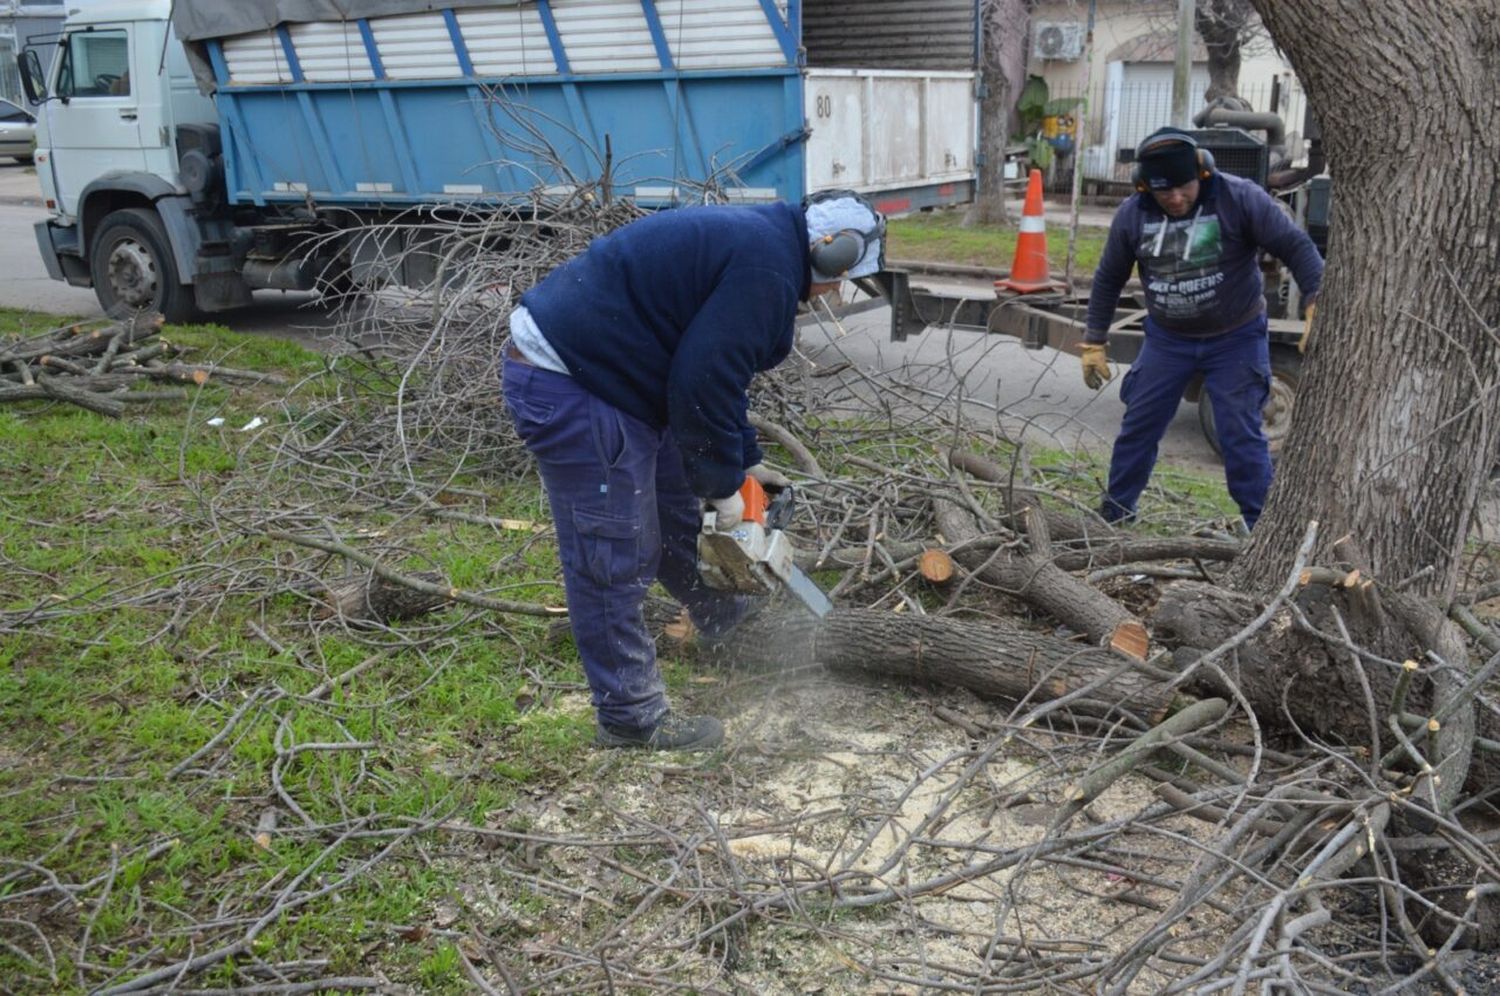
1234, 1, 1500, 606
1194, 0, 1252, 102
967, 0, 1030, 226
718, 607, 1174, 723
1152, 578, 1499, 795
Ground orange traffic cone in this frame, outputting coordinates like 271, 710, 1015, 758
996, 169, 1057, 294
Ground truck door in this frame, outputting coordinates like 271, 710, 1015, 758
49, 24, 148, 216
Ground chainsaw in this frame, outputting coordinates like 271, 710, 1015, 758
697, 477, 833, 617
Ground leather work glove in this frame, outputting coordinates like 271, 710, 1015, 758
745, 462, 791, 490
1298, 301, 1317, 354
1081, 343, 1112, 390
709, 490, 745, 531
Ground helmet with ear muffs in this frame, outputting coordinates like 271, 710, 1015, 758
803, 189, 886, 280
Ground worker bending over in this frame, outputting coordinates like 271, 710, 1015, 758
503, 192, 885, 751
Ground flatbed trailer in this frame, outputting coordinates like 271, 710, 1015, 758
874, 263, 1307, 455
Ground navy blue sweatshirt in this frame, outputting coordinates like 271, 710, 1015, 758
521, 203, 810, 499
1085, 171, 1323, 343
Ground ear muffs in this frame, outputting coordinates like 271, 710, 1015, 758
1131, 134, 1216, 193
809, 229, 866, 277
803, 187, 886, 278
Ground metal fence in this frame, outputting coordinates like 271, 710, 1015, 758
1038, 77, 1309, 191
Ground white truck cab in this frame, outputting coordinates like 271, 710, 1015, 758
24, 0, 213, 319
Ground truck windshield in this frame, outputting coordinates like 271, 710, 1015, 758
57, 29, 131, 99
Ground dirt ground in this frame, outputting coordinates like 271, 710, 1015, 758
441, 656, 1244, 993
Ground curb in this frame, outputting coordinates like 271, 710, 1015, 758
0, 193, 42, 207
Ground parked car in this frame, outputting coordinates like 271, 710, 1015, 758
0, 98, 36, 164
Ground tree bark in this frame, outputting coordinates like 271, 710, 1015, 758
719, 607, 1174, 724
967, 0, 1030, 226
1152, 579, 1498, 794
1235, 1, 1500, 605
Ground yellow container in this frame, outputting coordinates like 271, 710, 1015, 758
1042, 114, 1078, 139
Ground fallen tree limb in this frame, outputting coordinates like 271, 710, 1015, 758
719, 606, 1175, 723
947, 447, 1115, 542
266, 530, 566, 618
933, 497, 1147, 658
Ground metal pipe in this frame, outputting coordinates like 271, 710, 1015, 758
1192, 107, 1287, 150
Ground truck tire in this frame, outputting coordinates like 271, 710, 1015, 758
90, 207, 196, 323
1198, 347, 1303, 459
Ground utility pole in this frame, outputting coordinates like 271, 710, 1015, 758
1063, 0, 1097, 291
1172, 0, 1194, 128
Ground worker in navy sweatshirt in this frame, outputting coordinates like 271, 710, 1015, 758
1081, 127, 1323, 530
502, 192, 885, 752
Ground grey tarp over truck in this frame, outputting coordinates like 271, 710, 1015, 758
169, 0, 526, 41
170, 0, 531, 88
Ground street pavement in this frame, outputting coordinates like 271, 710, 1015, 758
0, 159, 1218, 467
0, 161, 341, 340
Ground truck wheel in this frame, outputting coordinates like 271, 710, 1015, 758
1198, 347, 1303, 459
90, 208, 196, 323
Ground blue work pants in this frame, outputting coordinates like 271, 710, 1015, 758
1103, 313, 1273, 528
502, 358, 748, 730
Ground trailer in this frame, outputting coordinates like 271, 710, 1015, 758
18, 0, 982, 320
878, 266, 1307, 454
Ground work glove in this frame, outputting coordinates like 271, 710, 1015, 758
1298, 301, 1317, 354
709, 490, 745, 531
1081, 343, 1112, 390
745, 462, 791, 490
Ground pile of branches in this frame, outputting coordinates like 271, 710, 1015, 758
5, 132, 1499, 989
0, 313, 282, 416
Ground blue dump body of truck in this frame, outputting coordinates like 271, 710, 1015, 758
175, 1, 980, 211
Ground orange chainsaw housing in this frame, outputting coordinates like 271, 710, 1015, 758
739, 476, 769, 525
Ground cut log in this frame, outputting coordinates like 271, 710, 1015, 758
321, 570, 451, 623
917, 548, 955, 584
934, 498, 1148, 659
1109, 621, 1151, 661
721, 606, 1174, 723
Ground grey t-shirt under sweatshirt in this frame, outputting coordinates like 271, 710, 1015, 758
1084, 171, 1324, 343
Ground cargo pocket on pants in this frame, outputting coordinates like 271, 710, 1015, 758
572, 508, 642, 587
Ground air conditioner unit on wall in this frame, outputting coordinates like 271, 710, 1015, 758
1033, 22, 1084, 62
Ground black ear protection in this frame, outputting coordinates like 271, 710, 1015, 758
803, 188, 886, 278
1131, 130, 1216, 193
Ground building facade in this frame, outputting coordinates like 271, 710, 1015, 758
1, 1, 75, 104
1029, 0, 1306, 183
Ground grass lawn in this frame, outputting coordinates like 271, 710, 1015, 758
0, 308, 615, 993
0, 304, 1236, 992
886, 206, 1110, 273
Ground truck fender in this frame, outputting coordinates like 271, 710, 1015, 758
78, 174, 202, 287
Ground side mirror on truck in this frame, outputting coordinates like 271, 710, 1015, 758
18, 50, 47, 105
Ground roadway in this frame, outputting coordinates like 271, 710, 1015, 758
0, 160, 1221, 471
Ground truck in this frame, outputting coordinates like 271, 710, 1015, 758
17, 0, 983, 322
878, 114, 1331, 455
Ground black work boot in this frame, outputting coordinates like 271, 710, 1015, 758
595, 712, 724, 752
